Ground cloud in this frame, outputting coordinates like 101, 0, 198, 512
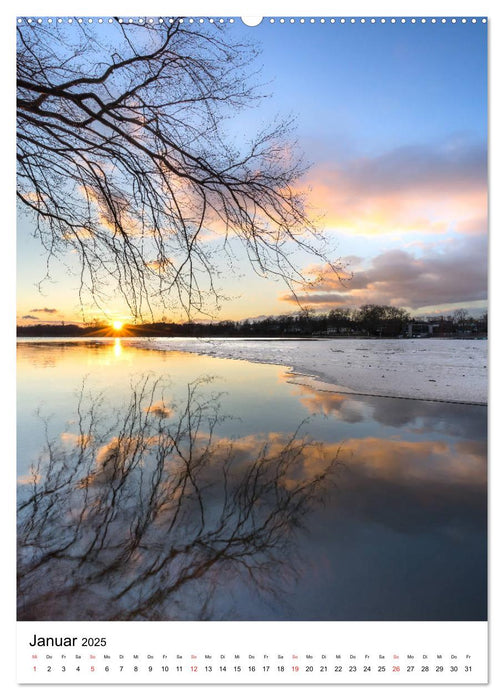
30, 307, 58, 314
79, 436, 147, 487
338, 436, 486, 487
60, 432, 93, 448
336, 140, 485, 196
21, 314, 38, 320
293, 384, 487, 439
328, 436, 486, 536
78, 185, 147, 238
303, 137, 487, 237
62, 227, 95, 241
17, 473, 42, 485
280, 234, 487, 311
221, 431, 486, 493
295, 389, 365, 424
144, 400, 173, 418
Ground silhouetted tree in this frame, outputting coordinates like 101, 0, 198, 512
354, 304, 410, 336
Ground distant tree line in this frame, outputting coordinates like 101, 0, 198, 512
17, 305, 488, 339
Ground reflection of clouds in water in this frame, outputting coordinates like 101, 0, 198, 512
144, 399, 173, 418
189, 429, 485, 496
365, 395, 487, 440
406, 408, 487, 441
225, 431, 486, 537
339, 436, 486, 486
80, 427, 485, 496
296, 389, 365, 424
18, 378, 338, 621
17, 472, 41, 485
80, 432, 198, 489
328, 436, 486, 537
74, 428, 337, 499
55, 403, 486, 517
95, 436, 142, 467
60, 432, 93, 448
192, 432, 337, 492
81, 436, 146, 487
293, 383, 487, 440
17, 344, 487, 622
70, 427, 485, 548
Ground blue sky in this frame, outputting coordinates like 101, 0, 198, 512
17, 17, 487, 323
244, 20, 487, 150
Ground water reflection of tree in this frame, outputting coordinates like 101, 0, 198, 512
17, 377, 339, 621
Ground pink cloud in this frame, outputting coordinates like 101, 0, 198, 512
280, 234, 487, 311
301, 139, 487, 237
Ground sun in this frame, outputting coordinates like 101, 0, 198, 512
112, 321, 124, 331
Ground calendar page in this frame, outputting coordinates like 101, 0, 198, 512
15, 5, 488, 687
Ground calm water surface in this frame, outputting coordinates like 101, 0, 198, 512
17, 339, 487, 622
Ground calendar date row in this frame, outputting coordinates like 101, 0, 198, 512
33, 663, 474, 674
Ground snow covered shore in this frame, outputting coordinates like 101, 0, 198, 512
132, 337, 488, 404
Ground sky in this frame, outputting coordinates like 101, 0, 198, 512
16, 17, 488, 325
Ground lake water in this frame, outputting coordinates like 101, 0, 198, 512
17, 339, 487, 622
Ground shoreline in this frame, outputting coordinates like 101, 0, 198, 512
284, 373, 487, 406
130, 337, 488, 406
16, 336, 488, 405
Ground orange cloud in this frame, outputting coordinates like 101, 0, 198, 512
60, 432, 93, 448
338, 436, 486, 486
220, 431, 486, 490
144, 400, 173, 418
17, 472, 42, 485
78, 184, 151, 239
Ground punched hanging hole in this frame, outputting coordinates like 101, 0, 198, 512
241, 17, 263, 26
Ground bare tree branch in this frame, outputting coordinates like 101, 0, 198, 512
17, 19, 343, 320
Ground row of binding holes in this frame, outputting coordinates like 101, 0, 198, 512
269, 18, 485, 24
18, 18, 235, 24
18, 17, 488, 25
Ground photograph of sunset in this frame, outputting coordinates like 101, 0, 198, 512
17, 16, 487, 624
